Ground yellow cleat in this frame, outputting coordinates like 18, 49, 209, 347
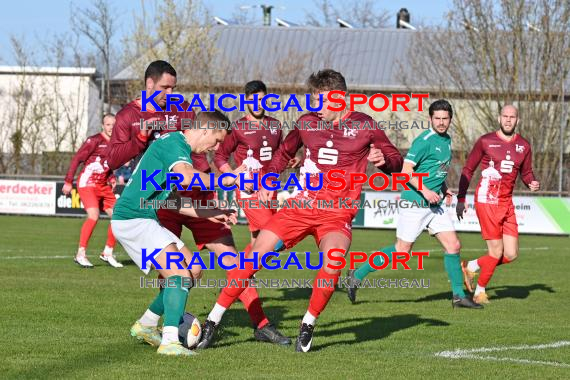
461, 260, 477, 293
130, 321, 162, 347
157, 342, 197, 356
474, 292, 490, 304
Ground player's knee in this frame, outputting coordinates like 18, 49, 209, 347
504, 248, 518, 261
323, 252, 344, 275
448, 239, 461, 253
395, 241, 412, 253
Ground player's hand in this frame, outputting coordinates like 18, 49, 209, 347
62, 182, 73, 195
223, 164, 247, 187
287, 157, 301, 168
456, 202, 467, 221
444, 189, 454, 207
529, 180, 540, 192
368, 144, 385, 168
207, 209, 237, 225
140, 117, 161, 137
421, 188, 441, 204
259, 188, 275, 203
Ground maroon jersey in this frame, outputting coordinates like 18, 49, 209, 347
458, 132, 536, 205
268, 111, 402, 213
214, 115, 282, 173
106, 99, 196, 170
65, 133, 112, 187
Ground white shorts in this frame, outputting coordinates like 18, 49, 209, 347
111, 218, 184, 274
396, 202, 455, 243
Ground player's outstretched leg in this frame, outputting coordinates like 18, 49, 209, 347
296, 232, 347, 353
347, 244, 396, 304
74, 208, 100, 268
131, 287, 163, 347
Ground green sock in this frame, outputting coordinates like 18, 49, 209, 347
162, 275, 190, 327
354, 244, 396, 281
148, 288, 165, 316
443, 253, 466, 298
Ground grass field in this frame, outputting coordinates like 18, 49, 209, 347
1, 215, 569, 379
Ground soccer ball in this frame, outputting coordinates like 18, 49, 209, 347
178, 312, 202, 349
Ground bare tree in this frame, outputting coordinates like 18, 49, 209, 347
71, 0, 115, 113
305, 0, 390, 28
122, 0, 220, 97
401, 0, 570, 192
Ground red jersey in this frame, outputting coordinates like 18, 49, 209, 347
214, 115, 282, 173
458, 132, 536, 205
106, 99, 196, 170
65, 133, 112, 188
268, 112, 402, 214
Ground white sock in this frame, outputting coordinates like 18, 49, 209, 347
302, 311, 316, 326
207, 303, 227, 324
467, 259, 480, 273
77, 247, 86, 257
161, 326, 179, 345
103, 245, 113, 256
139, 309, 160, 327
475, 285, 485, 296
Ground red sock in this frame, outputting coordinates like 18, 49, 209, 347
79, 218, 97, 249
307, 269, 340, 318
105, 224, 116, 248
476, 254, 500, 287
497, 255, 511, 266
217, 263, 258, 308
239, 286, 269, 329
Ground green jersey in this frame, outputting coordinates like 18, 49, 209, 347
401, 129, 451, 204
112, 132, 193, 221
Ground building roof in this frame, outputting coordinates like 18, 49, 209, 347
112, 25, 417, 91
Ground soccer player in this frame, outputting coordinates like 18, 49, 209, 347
63, 113, 122, 268
197, 69, 403, 352
347, 99, 482, 309
456, 105, 539, 304
214, 80, 299, 248
112, 110, 242, 356
107, 61, 289, 345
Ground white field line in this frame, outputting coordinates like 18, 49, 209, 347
435, 341, 570, 368
368, 246, 550, 254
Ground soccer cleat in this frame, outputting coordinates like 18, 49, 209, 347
473, 292, 490, 305
254, 323, 291, 345
452, 295, 484, 309
346, 270, 361, 304
157, 341, 197, 356
295, 323, 315, 353
100, 254, 124, 268
130, 321, 162, 347
74, 254, 94, 268
461, 260, 476, 293
196, 319, 217, 349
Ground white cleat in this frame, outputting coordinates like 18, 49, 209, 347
100, 254, 124, 268
74, 254, 94, 268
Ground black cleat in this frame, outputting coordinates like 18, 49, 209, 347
346, 270, 360, 304
452, 295, 484, 309
196, 319, 217, 349
254, 323, 291, 345
295, 323, 315, 352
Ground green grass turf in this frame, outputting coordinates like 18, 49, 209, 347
0, 215, 569, 379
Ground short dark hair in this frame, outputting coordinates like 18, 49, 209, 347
429, 99, 453, 119
196, 109, 232, 134
102, 113, 115, 121
144, 60, 177, 82
244, 80, 267, 97
306, 69, 347, 94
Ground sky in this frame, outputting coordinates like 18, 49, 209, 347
0, 0, 452, 66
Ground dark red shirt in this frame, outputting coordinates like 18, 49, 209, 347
65, 133, 112, 187
458, 132, 536, 204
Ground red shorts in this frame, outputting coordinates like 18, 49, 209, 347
157, 191, 232, 249
78, 184, 116, 211
237, 191, 278, 232
264, 201, 353, 249
475, 201, 518, 240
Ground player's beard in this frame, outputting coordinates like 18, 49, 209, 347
500, 124, 516, 136
247, 105, 265, 120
